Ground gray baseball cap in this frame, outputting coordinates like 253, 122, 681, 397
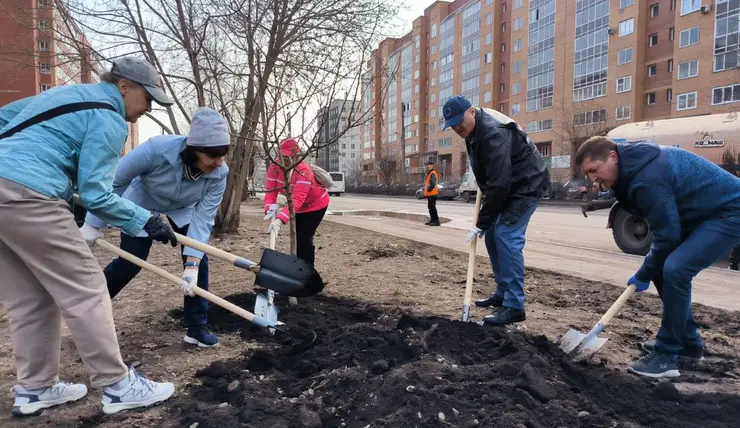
110, 57, 174, 106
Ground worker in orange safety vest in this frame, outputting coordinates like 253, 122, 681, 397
424, 159, 440, 226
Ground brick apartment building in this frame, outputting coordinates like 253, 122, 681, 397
361, 0, 740, 183
0, 0, 139, 152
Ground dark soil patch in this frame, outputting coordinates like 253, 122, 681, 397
362, 244, 416, 260
170, 293, 740, 428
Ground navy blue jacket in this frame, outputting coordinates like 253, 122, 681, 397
613, 142, 740, 282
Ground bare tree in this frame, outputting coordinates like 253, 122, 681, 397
552, 96, 617, 179
376, 143, 400, 188
344, 157, 365, 193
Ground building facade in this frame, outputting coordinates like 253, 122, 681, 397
0, 0, 139, 152
314, 99, 361, 173
361, 0, 740, 182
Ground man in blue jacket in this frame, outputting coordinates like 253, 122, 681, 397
576, 136, 740, 378
0, 57, 179, 415
81, 107, 230, 348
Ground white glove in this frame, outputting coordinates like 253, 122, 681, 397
465, 226, 485, 243
267, 218, 283, 236
79, 223, 103, 244
264, 204, 279, 220
180, 265, 198, 297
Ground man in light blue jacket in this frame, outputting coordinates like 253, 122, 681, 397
81, 107, 230, 348
0, 57, 178, 416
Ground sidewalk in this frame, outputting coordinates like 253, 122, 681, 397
320, 209, 740, 312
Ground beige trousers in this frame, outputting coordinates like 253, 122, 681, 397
0, 178, 128, 389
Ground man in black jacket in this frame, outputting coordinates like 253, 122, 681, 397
443, 95, 550, 325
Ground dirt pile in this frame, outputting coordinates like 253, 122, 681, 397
172, 293, 740, 428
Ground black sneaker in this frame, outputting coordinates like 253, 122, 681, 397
475, 294, 504, 308
428, 221, 441, 226
629, 352, 680, 378
641, 339, 704, 360
483, 307, 526, 326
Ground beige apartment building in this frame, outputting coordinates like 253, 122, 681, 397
360, 0, 740, 182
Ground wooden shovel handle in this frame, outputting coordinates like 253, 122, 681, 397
95, 238, 260, 324
463, 187, 484, 307
597, 284, 637, 326
175, 233, 259, 272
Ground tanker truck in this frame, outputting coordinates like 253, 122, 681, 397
580, 111, 740, 256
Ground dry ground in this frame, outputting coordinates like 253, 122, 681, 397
0, 200, 738, 426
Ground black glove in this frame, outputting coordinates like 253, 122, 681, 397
143, 216, 177, 247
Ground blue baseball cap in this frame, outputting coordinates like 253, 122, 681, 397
442, 95, 472, 130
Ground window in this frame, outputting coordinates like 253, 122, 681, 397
415, 54, 419, 64
679, 26, 699, 47
619, 18, 634, 37
681, 0, 700, 15
415, 35, 420, 48
616, 105, 631, 120
668, 59, 674, 72
38, 0, 49, 7
484, 72, 492, 83
501, 43, 506, 52
499, 103, 505, 112
712, 83, 740, 105
677, 60, 699, 79
671, 0, 676, 10
484, 52, 493, 63
647, 93, 656, 104
667, 88, 673, 101
535, 142, 552, 157
649, 33, 658, 47
484, 91, 492, 103
616, 76, 632, 93
38, 19, 49, 30
39, 63, 51, 74
526, 120, 553, 133
501, 83, 506, 92
513, 38, 522, 52
485, 32, 492, 45
431, 77, 436, 86
511, 103, 521, 115
573, 109, 607, 126
432, 61, 437, 70
512, 60, 521, 74
650, 4, 659, 17
40, 84, 52, 91
669, 27, 675, 41
513, 17, 523, 32
677, 91, 697, 110
431, 24, 437, 38
486, 13, 493, 25
511, 81, 521, 95
514, 0, 523, 9
647, 64, 657, 77
618, 48, 633, 65
431, 44, 437, 54
620, 0, 635, 8
501, 22, 506, 33
38, 40, 49, 51
714, 0, 740, 72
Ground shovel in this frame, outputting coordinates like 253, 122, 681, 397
461, 188, 483, 322
558, 284, 637, 361
254, 229, 280, 335
173, 233, 323, 298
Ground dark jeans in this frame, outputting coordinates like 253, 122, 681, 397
104, 219, 209, 329
296, 207, 327, 266
651, 214, 740, 358
427, 196, 439, 223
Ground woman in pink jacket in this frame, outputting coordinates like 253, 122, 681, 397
264, 138, 330, 266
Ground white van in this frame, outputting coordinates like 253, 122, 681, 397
457, 172, 478, 202
329, 172, 345, 196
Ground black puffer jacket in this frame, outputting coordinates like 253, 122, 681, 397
465, 108, 550, 230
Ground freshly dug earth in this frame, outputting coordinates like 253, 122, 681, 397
171, 293, 740, 428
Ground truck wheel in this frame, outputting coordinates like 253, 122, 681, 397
611, 209, 652, 256
463, 191, 472, 203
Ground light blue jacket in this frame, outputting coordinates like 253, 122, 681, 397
0, 82, 151, 236
85, 135, 229, 259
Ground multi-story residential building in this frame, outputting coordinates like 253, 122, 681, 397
0, 0, 139, 152
314, 99, 360, 173
361, 0, 740, 183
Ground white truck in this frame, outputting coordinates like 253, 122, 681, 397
581, 111, 740, 255
457, 171, 478, 202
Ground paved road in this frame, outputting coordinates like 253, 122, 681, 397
321, 194, 740, 311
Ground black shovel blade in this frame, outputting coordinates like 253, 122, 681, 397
254, 248, 325, 297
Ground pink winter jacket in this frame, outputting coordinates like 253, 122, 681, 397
264, 161, 330, 223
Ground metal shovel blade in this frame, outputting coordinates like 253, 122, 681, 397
558, 328, 609, 359
573, 336, 609, 361
255, 248, 324, 297
254, 291, 279, 336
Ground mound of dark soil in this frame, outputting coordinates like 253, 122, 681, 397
172, 293, 740, 428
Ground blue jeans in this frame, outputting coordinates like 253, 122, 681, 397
655, 214, 740, 358
484, 199, 539, 310
103, 219, 210, 329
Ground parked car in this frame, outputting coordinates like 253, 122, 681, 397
562, 179, 600, 201
415, 182, 458, 200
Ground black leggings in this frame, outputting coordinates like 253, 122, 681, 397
295, 207, 327, 266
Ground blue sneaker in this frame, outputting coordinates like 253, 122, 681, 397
629, 352, 680, 378
184, 326, 219, 348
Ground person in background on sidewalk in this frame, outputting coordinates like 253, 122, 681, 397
442, 95, 550, 326
576, 136, 740, 379
81, 107, 230, 348
424, 159, 441, 226
264, 138, 330, 266
0, 57, 177, 416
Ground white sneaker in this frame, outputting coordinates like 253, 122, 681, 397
12, 381, 88, 416
101, 368, 175, 415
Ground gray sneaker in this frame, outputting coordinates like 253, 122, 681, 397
641, 339, 704, 360
12, 381, 88, 416
629, 352, 680, 378
101, 368, 174, 415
